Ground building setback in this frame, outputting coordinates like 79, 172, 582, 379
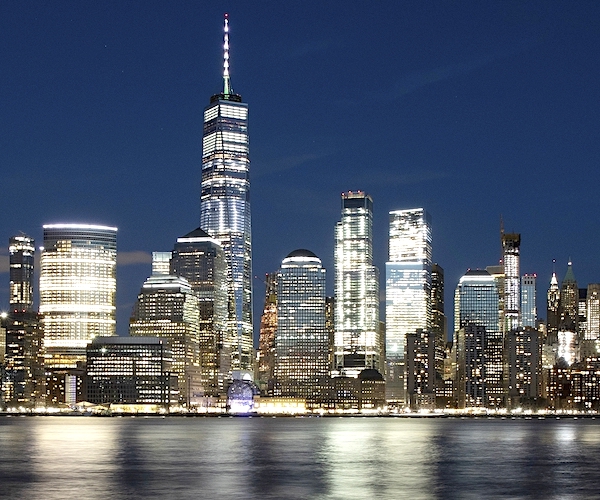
385, 208, 432, 404
333, 191, 381, 377
200, 14, 253, 374
170, 228, 228, 395
2, 235, 44, 407
129, 275, 201, 405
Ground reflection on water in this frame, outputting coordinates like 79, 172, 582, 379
1, 416, 600, 499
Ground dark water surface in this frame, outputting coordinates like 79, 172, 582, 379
1, 416, 599, 499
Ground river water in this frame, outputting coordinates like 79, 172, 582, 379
0, 416, 599, 499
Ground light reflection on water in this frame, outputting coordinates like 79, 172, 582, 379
1, 416, 600, 499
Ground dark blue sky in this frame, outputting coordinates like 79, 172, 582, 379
1, 2, 599, 339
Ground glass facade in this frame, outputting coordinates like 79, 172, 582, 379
200, 18, 252, 372
170, 228, 228, 395
9, 235, 35, 313
454, 269, 501, 407
586, 284, 600, 341
502, 233, 520, 332
520, 274, 537, 329
3, 235, 45, 407
386, 208, 432, 360
385, 208, 432, 403
86, 336, 174, 407
40, 224, 117, 368
129, 275, 201, 404
275, 250, 329, 398
333, 191, 380, 377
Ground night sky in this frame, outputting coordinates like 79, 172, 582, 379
1, 2, 599, 340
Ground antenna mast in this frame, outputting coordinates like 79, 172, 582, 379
223, 13, 231, 96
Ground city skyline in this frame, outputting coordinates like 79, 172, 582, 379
0, 3, 599, 339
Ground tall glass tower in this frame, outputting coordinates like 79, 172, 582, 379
200, 14, 252, 373
385, 208, 432, 403
9, 235, 35, 313
520, 274, 537, 328
3, 235, 44, 406
454, 269, 501, 407
40, 224, 117, 369
170, 228, 229, 394
502, 231, 521, 332
333, 191, 380, 377
275, 250, 329, 399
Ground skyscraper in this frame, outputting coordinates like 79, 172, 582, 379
258, 273, 277, 394
454, 269, 501, 407
333, 191, 380, 377
200, 14, 252, 373
521, 274, 537, 328
547, 265, 560, 340
560, 261, 578, 330
430, 263, 447, 402
506, 327, 542, 407
275, 250, 329, 399
9, 234, 35, 313
40, 224, 117, 369
405, 329, 436, 409
129, 274, 201, 405
2, 235, 44, 406
502, 232, 520, 332
456, 324, 487, 408
170, 228, 228, 394
585, 284, 600, 341
385, 208, 432, 403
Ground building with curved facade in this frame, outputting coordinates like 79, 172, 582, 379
40, 224, 117, 369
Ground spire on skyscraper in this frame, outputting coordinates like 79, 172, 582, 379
223, 13, 231, 96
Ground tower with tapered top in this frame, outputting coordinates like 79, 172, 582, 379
200, 14, 253, 374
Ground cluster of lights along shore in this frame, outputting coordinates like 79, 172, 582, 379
6, 14, 600, 415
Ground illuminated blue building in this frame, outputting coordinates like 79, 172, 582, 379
200, 14, 252, 373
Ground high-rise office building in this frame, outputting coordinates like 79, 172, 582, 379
129, 274, 201, 405
585, 284, 600, 341
405, 329, 436, 409
152, 251, 172, 276
506, 327, 542, 407
170, 228, 228, 394
454, 269, 501, 407
560, 261, 578, 330
9, 235, 35, 313
431, 263, 446, 398
385, 208, 432, 403
456, 324, 486, 408
2, 235, 44, 406
274, 250, 329, 399
521, 274, 537, 328
547, 266, 560, 340
258, 273, 277, 394
454, 270, 500, 338
200, 14, 253, 373
502, 232, 520, 332
86, 336, 176, 409
40, 224, 117, 369
333, 191, 380, 377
